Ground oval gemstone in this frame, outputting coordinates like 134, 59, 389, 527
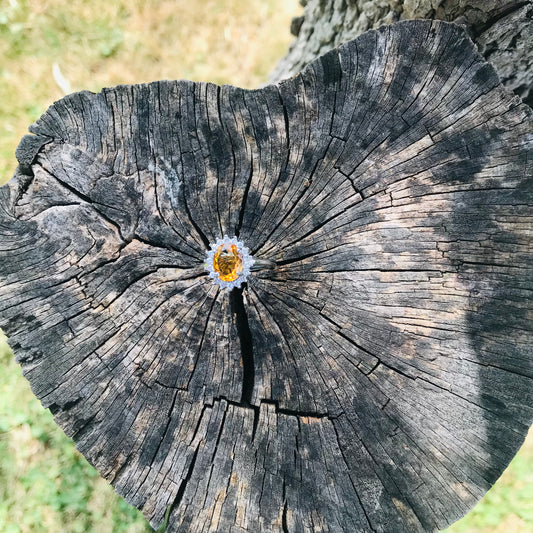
213, 243, 243, 282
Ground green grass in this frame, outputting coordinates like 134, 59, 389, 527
0, 1, 532, 532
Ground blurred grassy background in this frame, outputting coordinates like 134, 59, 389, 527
0, 1, 531, 532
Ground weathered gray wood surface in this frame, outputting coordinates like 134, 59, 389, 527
272, 0, 533, 108
1, 20, 532, 533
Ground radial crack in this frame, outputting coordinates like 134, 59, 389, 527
230, 286, 256, 405
166, 443, 201, 521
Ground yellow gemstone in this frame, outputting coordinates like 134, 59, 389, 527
213, 243, 243, 282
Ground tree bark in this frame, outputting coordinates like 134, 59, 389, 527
271, 0, 533, 107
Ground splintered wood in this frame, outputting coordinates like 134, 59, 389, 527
1, 20, 532, 533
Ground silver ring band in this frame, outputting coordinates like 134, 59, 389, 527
250, 259, 276, 271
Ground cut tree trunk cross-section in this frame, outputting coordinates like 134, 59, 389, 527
0, 19, 532, 533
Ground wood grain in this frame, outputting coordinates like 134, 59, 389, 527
1, 20, 532, 533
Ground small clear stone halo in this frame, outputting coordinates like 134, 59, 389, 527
205, 235, 255, 290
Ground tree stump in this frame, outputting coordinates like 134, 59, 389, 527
1, 20, 532, 533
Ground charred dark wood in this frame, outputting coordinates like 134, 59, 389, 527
1, 20, 532, 533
